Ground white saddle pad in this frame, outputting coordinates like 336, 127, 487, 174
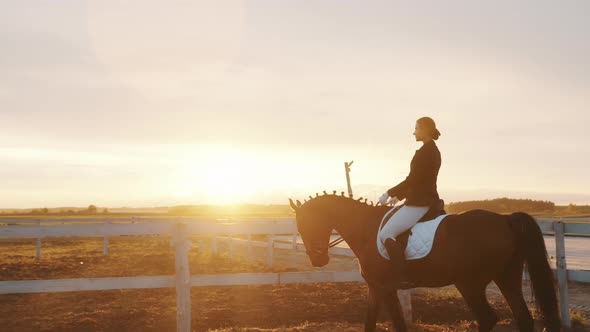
377, 208, 450, 260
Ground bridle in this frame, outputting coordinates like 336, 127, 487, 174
327, 203, 401, 249
306, 237, 330, 257
306, 233, 344, 257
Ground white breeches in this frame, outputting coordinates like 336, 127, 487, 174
378, 205, 430, 245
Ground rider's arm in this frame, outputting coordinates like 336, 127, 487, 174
387, 177, 409, 201
386, 147, 438, 200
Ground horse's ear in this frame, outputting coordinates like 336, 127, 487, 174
296, 200, 302, 207
289, 198, 298, 213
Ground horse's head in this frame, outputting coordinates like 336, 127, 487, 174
289, 197, 333, 267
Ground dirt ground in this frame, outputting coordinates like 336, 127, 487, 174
0, 236, 588, 331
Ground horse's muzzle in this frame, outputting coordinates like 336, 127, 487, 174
309, 252, 330, 267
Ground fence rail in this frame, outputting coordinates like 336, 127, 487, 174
0, 271, 364, 295
0, 222, 298, 238
0, 217, 295, 224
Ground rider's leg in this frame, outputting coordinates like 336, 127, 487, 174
378, 205, 430, 257
378, 205, 429, 286
384, 238, 412, 287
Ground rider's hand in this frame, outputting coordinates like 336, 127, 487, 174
378, 193, 390, 205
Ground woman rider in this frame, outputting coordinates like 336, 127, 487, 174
377, 116, 442, 287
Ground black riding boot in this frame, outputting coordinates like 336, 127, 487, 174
384, 238, 413, 289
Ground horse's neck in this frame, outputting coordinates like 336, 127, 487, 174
330, 204, 388, 257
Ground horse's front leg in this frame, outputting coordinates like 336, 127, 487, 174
382, 288, 408, 332
365, 284, 380, 332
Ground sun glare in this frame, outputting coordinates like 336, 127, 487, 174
171, 145, 280, 205
168, 144, 354, 205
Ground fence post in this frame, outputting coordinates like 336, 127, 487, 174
553, 220, 571, 328
36, 219, 41, 260
398, 289, 412, 325
228, 234, 233, 258
211, 234, 218, 254
522, 265, 530, 281
248, 234, 253, 263
267, 234, 274, 269
172, 223, 192, 332
344, 160, 353, 197
103, 219, 109, 256
198, 238, 204, 253
291, 221, 298, 268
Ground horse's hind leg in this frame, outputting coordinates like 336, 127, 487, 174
364, 285, 380, 332
494, 261, 534, 332
455, 281, 498, 332
382, 289, 408, 332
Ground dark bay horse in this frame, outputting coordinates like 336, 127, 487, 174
288, 193, 560, 332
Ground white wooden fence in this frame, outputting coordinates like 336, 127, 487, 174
0, 217, 293, 259
0, 219, 369, 331
1, 217, 589, 329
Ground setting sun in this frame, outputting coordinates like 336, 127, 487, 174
171, 145, 282, 204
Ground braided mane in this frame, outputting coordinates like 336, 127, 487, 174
296, 189, 375, 208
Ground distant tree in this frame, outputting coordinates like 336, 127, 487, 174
565, 203, 577, 213
446, 197, 556, 214
41, 207, 49, 214
87, 205, 97, 214
168, 205, 194, 215
103, 208, 109, 214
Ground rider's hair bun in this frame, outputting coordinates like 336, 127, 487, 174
417, 117, 441, 140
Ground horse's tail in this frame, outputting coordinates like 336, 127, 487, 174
509, 212, 561, 332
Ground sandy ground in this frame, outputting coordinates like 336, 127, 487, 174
0, 236, 588, 331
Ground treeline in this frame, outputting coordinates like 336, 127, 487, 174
446, 197, 556, 214
1, 205, 108, 215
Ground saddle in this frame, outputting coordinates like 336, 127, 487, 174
396, 199, 446, 251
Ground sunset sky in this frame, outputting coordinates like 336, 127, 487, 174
1, 1, 589, 208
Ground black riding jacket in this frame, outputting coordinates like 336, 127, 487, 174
387, 140, 441, 207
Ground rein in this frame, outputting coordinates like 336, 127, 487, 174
327, 204, 401, 248
378, 204, 402, 232
328, 237, 344, 248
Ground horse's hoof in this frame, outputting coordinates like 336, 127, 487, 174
466, 321, 478, 331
